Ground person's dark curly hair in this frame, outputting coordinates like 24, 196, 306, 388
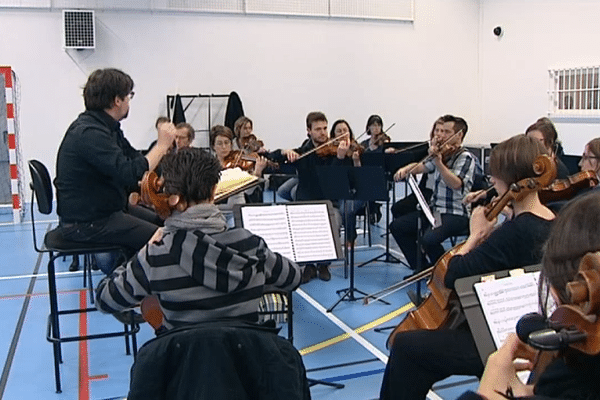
160, 147, 221, 203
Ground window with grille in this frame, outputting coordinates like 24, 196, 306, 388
548, 66, 600, 116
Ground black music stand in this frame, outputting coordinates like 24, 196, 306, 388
360, 144, 428, 268
317, 165, 389, 312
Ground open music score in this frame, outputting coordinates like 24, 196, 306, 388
214, 167, 260, 203
238, 203, 339, 263
474, 271, 540, 349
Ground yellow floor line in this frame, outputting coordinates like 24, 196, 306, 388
299, 302, 414, 356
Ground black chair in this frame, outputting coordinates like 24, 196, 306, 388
28, 159, 139, 393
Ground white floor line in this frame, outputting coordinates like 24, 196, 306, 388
296, 288, 444, 400
0, 270, 95, 281
296, 288, 389, 363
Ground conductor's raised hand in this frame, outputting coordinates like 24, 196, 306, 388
156, 121, 176, 150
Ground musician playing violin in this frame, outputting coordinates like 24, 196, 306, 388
271, 111, 346, 282
233, 116, 268, 155
579, 137, 600, 180
459, 191, 600, 400
361, 114, 390, 152
389, 115, 479, 273
210, 125, 267, 178
380, 135, 556, 400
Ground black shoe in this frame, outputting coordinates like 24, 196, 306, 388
111, 310, 146, 325
69, 257, 79, 272
317, 263, 331, 281
301, 264, 317, 284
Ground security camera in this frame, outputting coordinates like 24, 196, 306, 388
493, 26, 503, 37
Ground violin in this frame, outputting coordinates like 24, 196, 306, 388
315, 139, 365, 158
386, 155, 557, 349
239, 133, 266, 153
222, 150, 279, 172
538, 170, 599, 204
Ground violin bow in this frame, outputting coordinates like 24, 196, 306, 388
293, 131, 350, 162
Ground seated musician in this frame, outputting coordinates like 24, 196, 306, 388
55, 68, 176, 273
526, 117, 570, 179
233, 116, 268, 155
330, 119, 366, 248
389, 115, 479, 273
380, 134, 556, 400
174, 122, 194, 150
459, 191, 600, 400
95, 147, 301, 329
271, 111, 346, 282
361, 114, 390, 152
579, 137, 600, 182
210, 125, 266, 223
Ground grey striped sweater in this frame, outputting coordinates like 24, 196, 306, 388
96, 205, 301, 329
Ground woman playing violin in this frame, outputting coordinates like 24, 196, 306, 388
211, 125, 267, 177
460, 191, 600, 400
361, 114, 391, 152
380, 134, 556, 400
329, 119, 366, 247
233, 116, 268, 154
579, 137, 600, 178
526, 117, 570, 179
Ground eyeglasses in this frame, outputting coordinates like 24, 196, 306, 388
127, 91, 135, 100
581, 154, 599, 161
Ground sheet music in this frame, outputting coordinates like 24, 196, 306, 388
240, 203, 338, 263
408, 175, 436, 226
286, 204, 337, 262
474, 272, 540, 349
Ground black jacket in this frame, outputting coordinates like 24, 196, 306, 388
128, 320, 311, 400
54, 110, 148, 223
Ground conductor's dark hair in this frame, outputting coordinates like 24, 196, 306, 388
161, 147, 221, 203
83, 68, 134, 111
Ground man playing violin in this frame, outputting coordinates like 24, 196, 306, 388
55, 68, 176, 273
390, 115, 479, 273
380, 134, 556, 400
271, 111, 347, 282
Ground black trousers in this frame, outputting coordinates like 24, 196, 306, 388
389, 211, 468, 270
379, 323, 484, 400
60, 205, 161, 257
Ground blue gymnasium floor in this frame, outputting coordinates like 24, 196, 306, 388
0, 197, 478, 400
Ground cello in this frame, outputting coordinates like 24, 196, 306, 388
386, 155, 557, 349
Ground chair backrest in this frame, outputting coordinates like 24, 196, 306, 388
28, 160, 53, 215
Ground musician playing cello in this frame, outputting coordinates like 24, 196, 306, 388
380, 134, 556, 400
390, 115, 479, 273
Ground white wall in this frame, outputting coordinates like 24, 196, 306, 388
1, 0, 480, 196
480, 0, 600, 155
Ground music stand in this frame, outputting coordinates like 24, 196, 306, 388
316, 165, 389, 312
360, 144, 427, 267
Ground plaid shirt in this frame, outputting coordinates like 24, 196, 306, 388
424, 148, 478, 217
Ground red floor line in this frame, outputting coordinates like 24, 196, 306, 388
78, 290, 90, 400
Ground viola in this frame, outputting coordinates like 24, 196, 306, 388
539, 170, 599, 204
386, 155, 557, 349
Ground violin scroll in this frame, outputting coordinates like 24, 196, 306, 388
132, 171, 181, 218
